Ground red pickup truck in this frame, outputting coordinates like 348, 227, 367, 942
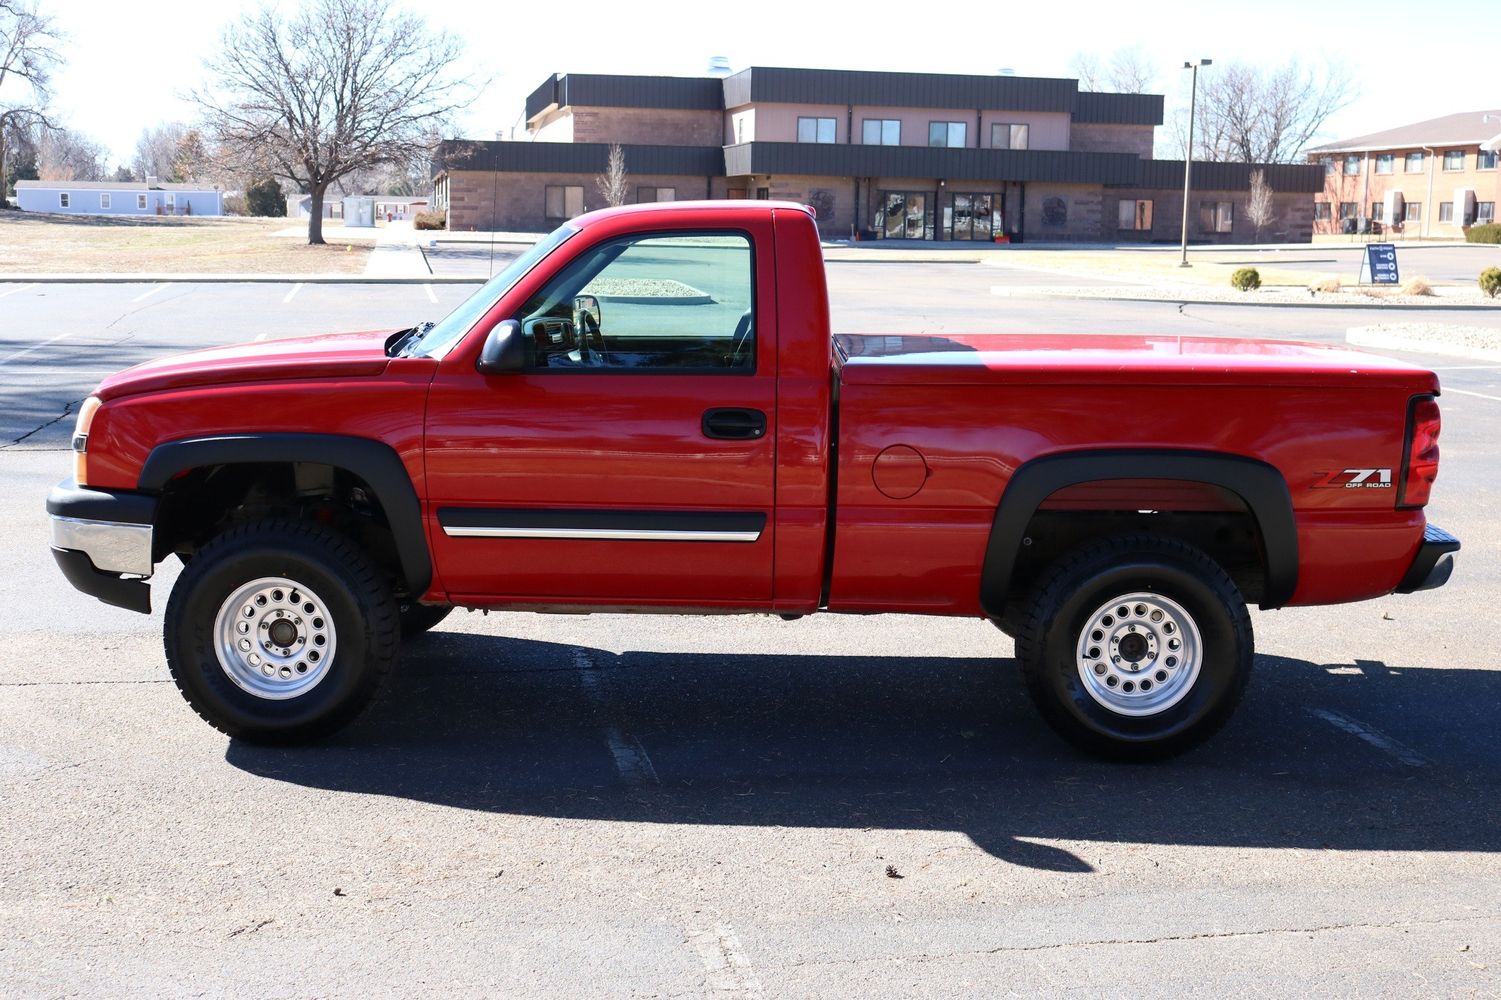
47, 201, 1458, 759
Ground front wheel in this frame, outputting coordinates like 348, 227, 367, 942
1014, 534, 1253, 761
164, 520, 399, 744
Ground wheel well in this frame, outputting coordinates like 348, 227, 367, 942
1000, 479, 1270, 615
154, 462, 409, 596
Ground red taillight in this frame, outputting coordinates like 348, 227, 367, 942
1399, 395, 1441, 508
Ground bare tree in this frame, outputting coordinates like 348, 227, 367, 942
1069, 45, 1156, 93
134, 122, 189, 181
0, 0, 62, 201
38, 128, 107, 181
1068, 51, 1103, 91
195, 0, 477, 244
1246, 169, 1275, 242
595, 143, 628, 207
1168, 59, 1354, 163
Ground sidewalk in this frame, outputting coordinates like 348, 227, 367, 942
363, 221, 430, 278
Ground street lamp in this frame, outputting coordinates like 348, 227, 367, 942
1179, 58, 1212, 267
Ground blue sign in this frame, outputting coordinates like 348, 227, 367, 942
1359, 243, 1400, 285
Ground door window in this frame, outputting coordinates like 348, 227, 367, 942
514, 232, 755, 372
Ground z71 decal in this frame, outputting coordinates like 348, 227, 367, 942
1312, 468, 1393, 490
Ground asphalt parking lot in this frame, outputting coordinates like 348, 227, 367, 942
2, 266, 1499, 997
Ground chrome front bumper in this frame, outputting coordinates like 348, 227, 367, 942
47, 479, 158, 613
50, 515, 154, 577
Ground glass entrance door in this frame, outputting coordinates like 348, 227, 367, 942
878, 192, 932, 239
947, 193, 1001, 240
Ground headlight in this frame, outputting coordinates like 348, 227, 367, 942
72, 396, 101, 486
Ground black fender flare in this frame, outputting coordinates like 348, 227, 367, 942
139, 433, 432, 596
980, 449, 1298, 616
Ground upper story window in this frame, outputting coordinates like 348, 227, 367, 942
862, 119, 900, 145
797, 117, 836, 143
1405, 152, 1425, 173
1443, 150, 1465, 171
991, 123, 1029, 150
1343, 155, 1361, 175
1375, 154, 1393, 175
1478, 150, 1497, 171
929, 121, 966, 148
1321, 157, 1335, 175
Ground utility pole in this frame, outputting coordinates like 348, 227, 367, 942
1179, 58, 1212, 267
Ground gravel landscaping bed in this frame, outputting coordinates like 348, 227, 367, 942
1347, 322, 1501, 361
991, 284, 1501, 307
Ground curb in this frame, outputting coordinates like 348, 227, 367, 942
0, 273, 486, 284
1347, 327, 1501, 362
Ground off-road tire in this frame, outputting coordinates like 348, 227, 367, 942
1015, 533, 1253, 761
163, 520, 399, 744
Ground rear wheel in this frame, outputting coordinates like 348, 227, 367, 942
1014, 534, 1253, 761
164, 520, 399, 744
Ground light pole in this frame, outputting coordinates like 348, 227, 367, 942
1179, 58, 1212, 267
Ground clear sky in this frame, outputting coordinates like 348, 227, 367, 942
36, 0, 1501, 167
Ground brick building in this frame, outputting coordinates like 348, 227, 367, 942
1307, 110, 1501, 238
433, 67, 1322, 243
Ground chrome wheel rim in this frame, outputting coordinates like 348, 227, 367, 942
1075, 592, 1202, 717
213, 577, 337, 700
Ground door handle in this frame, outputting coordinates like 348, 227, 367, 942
702, 408, 767, 440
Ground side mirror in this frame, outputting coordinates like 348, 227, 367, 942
476, 319, 526, 374
573, 294, 602, 336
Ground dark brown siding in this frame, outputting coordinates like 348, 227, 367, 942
526, 74, 723, 120
1129, 160, 1325, 193
729, 67, 1078, 113
1072, 92, 1164, 126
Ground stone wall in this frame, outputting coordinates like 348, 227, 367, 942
1069, 122, 1155, 159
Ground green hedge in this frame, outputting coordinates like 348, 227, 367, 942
1481, 267, 1501, 299
1466, 223, 1501, 244
1230, 267, 1261, 291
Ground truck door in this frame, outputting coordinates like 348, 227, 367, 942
423, 222, 777, 608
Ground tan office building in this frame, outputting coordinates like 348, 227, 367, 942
434, 68, 1322, 243
1308, 110, 1501, 238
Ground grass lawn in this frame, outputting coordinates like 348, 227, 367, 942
0, 212, 372, 274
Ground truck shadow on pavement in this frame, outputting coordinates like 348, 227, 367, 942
226, 633, 1501, 871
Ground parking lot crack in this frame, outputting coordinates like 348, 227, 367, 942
2, 397, 83, 450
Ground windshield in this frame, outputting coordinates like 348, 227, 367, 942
404, 224, 578, 359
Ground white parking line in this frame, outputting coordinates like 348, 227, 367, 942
687, 920, 764, 999
282, 283, 304, 304
1309, 708, 1430, 767
1443, 387, 1501, 402
0, 282, 39, 300
573, 648, 659, 786
130, 283, 171, 303
0, 331, 74, 368
423, 284, 437, 304
254, 332, 268, 342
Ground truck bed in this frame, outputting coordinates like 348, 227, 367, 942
834, 334, 1438, 390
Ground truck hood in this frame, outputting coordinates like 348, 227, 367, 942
836, 334, 1441, 392
95, 330, 396, 401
